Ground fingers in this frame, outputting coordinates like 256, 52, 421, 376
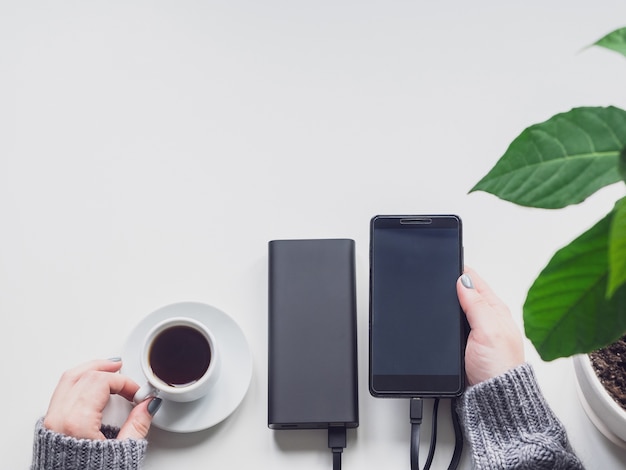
44, 358, 163, 441
457, 268, 511, 330
118, 397, 162, 440
63, 358, 124, 379
44, 358, 143, 439
462, 267, 508, 311
457, 271, 494, 331
457, 268, 526, 384
52, 359, 122, 394
61, 359, 139, 401
101, 370, 141, 402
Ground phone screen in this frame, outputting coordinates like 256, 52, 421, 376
369, 215, 465, 397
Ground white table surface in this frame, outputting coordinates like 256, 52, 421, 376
3, 1, 626, 468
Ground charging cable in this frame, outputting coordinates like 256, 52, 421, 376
448, 399, 463, 469
328, 426, 347, 470
409, 398, 463, 470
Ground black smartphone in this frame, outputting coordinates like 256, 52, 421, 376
369, 215, 466, 398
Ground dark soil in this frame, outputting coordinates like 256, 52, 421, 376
589, 335, 626, 411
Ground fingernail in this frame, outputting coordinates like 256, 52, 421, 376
108, 357, 122, 362
460, 274, 474, 289
148, 397, 163, 417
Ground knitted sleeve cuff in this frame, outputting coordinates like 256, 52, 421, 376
458, 363, 584, 470
31, 418, 148, 470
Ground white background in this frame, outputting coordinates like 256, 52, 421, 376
2, 1, 626, 469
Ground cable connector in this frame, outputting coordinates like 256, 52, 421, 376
328, 426, 347, 470
410, 398, 423, 424
410, 398, 423, 470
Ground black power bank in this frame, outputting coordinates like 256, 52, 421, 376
268, 239, 359, 430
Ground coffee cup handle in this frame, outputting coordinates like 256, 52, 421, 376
133, 383, 158, 404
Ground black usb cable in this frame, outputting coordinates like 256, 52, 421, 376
328, 426, 347, 470
410, 398, 463, 470
410, 399, 423, 470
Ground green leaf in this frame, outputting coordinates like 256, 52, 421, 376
524, 210, 626, 360
619, 145, 626, 183
593, 26, 626, 58
608, 197, 626, 297
471, 106, 626, 209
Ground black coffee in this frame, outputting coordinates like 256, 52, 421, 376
149, 325, 211, 387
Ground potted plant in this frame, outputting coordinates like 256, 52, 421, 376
471, 26, 626, 446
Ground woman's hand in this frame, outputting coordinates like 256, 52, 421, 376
457, 267, 525, 386
43, 358, 161, 440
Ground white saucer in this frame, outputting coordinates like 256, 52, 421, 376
121, 302, 253, 433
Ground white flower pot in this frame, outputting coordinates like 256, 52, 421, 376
573, 354, 626, 448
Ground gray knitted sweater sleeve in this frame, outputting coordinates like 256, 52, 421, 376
458, 363, 584, 469
31, 418, 148, 470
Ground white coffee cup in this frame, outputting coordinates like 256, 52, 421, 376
133, 317, 220, 403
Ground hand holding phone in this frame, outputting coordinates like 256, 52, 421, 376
456, 267, 525, 386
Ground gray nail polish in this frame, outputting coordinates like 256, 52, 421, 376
108, 357, 122, 362
148, 397, 163, 417
461, 274, 474, 289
